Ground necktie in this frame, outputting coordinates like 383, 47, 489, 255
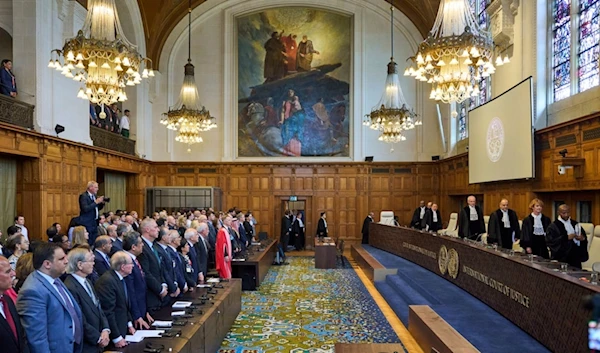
200, 237, 208, 254
54, 279, 82, 344
0, 296, 17, 340
121, 279, 130, 310
83, 280, 98, 307
135, 258, 144, 277
151, 245, 161, 262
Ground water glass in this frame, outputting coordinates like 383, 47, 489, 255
509, 249, 515, 257
492, 244, 498, 251
528, 254, 534, 262
592, 272, 599, 285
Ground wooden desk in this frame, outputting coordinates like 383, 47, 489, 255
314, 238, 336, 269
122, 279, 242, 353
370, 223, 600, 353
231, 239, 277, 290
334, 343, 406, 352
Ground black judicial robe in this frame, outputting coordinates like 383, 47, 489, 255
521, 214, 552, 258
411, 207, 426, 229
546, 219, 589, 269
487, 209, 521, 249
423, 209, 443, 233
458, 206, 485, 240
361, 216, 373, 244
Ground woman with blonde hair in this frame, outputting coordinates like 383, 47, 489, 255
71, 225, 89, 248
521, 198, 552, 258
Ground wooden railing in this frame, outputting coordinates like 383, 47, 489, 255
0, 94, 35, 130
90, 126, 136, 156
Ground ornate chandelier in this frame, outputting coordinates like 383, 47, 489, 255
363, 6, 420, 143
48, 0, 153, 106
160, 0, 216, 148
404, 0, 509, 104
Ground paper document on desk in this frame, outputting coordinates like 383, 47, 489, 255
125, 330, 147, 343
207, 278, 220, 283
172, 301, 193, 308
137, 330, 165, 338
152, 320, 173, 327
197, 284, 212, 288
171, 310, 186, 316
232, 258, 246, 261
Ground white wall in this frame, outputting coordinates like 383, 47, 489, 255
153, 0, 443, 162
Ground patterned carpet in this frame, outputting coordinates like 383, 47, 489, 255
219, 257, 403, 353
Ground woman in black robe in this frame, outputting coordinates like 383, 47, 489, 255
292, 212, 305, 250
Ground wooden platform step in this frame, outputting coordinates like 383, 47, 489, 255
351, 244, 397, 282
409, 305, 479, 353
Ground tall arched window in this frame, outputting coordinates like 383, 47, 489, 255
551, 0, 600, 102
458, 0, 491, 141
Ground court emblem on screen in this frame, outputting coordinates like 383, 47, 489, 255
438, 245, 448, 275
486, 117, 504, 163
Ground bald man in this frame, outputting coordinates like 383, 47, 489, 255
458, 195, 485, 240
487, 199, 521, 249
546, 204, 589, 269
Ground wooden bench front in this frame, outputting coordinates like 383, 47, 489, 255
351, 244, 397, 282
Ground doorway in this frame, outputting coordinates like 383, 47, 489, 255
275, 196, 313, 250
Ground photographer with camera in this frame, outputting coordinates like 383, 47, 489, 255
79, 181, 109, 246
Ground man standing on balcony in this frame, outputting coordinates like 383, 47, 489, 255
121, 109, 131, 138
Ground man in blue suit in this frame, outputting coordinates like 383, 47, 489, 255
184, 228, 200, 283
93, 236, 112, 276
122, 232, 153, 329
79, 181, 106, 246
17, 242, 84, 353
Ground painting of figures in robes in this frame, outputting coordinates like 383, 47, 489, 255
237, 7, 351, 157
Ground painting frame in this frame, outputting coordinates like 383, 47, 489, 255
233, 6, 354, 160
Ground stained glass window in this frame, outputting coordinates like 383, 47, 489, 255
552, 0, 572, 101
578, 0, 600, 92
458, 105, 468, 140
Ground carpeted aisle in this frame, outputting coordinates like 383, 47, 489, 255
219, 257, 403, 353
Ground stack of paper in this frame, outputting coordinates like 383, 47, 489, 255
171, 311, 186, 316
197, 284, 212, 288
125, 330, 165, 342
171, 301, 193, 309
207, 278, 220, 283
152, 320, 172, 328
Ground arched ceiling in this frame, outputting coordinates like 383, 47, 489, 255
77, 0, 440, 69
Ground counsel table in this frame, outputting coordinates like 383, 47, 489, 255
370, 223, 599, 353
122, 278, 242, 353
231, 239, 277, 290
315, 237, 337, 269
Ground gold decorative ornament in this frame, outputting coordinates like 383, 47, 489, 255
438, 245, 448, 275
448, 248, 460, 279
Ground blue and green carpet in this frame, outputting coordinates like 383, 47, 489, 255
219, 257, 403, 353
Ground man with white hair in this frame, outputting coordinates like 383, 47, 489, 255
184, 228, 200, 283
458, 195, 485, 240
195, 222, 210, 283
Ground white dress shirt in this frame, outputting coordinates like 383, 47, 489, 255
120, 115, 130, 130
16, 225, 28, 241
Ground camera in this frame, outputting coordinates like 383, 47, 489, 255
104, 197, 111, 203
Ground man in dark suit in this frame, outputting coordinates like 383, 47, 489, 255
0, 256, 28, 353
93, 236, 112, 276
487, 199, 521, 249
458, 195, 485, 240
64, 248, 110, 353
281, 210, 293, 251
184, 228, 200, 283
361, 212, 374, 244
196, 223, 210, 282
137, 219, 168, 313
316, 212, 328, 238
17, 243, 84, 353
155, 227, 181, 300
95, 251, 135, 349
122, 232, 153, 330
166, 230, 188, 293
79, 181, 106, 246
107, 225, 123, 256
423, 204, 443, 233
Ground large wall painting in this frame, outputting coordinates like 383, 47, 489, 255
237, 8, 351, 157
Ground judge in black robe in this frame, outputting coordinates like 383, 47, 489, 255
361, 212, 374, 244
546, 204, 589, 269
458, 196, 485, 240
487, 199, 521, 249
423, 204, 443, 233
521, 198, 552, 258
411, 201, 426, 230
316, 212, 328, 238
292, 212, 305, 250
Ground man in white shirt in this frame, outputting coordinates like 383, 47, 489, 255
14, 215, 28, 241
120, 109, 131, 138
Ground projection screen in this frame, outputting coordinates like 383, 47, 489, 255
468, 77, 534, 184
